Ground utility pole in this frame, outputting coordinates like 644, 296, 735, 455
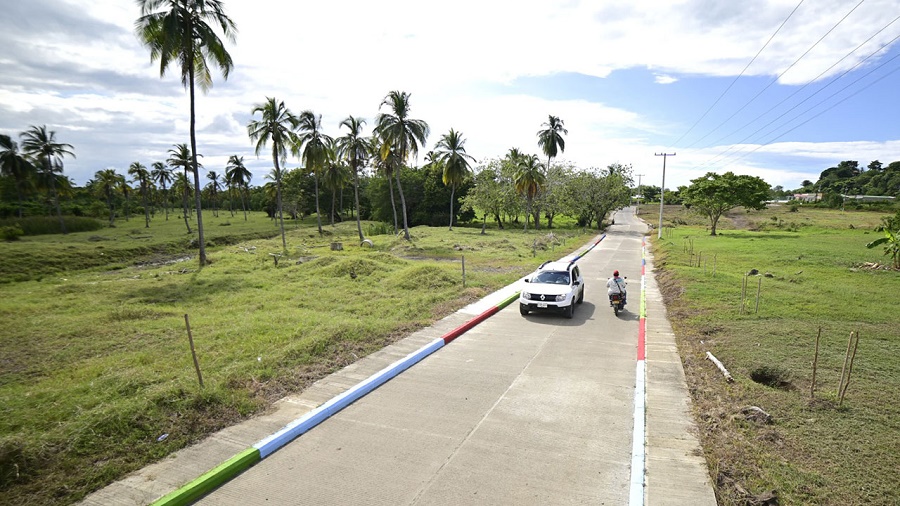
635, 173, 645, 215
655, 153, 675, 239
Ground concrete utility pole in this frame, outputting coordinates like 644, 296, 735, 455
635, 173, 645, 215
655, 153, 675, 239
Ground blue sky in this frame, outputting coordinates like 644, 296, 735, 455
2, 0, 900, 192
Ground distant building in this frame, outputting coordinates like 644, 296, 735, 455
841, 195, 896, 203
792, 193, 822, 202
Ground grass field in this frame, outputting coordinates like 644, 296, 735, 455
0, 212, 593, 505
646, 204, 900, 505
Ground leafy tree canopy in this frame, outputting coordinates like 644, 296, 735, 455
681, 171, 769, 235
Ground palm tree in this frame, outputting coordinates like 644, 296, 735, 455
295, 110, 333, 235
247, 97, 297, 250
151, 161, 172, 220
20, 125, 74, 234
514, 154, 546, 232
171, 171, 194, 233
94, 169, 123, 227
370, 136, 399, 233
128, 162, 153, 228
374, 90, 430, 240
206, 170, 222, 217
167, 143, 200, 233
537, 115, 567, 175
321, 148, 349, 225
225, 154, 251, 221
0, 134, 36, 218
433, 128, 474, 231
136, 0, 237, 266
335, 116, 370, 242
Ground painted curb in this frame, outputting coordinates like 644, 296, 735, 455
629, 236, 649, 505
152, 448, 260, 506
150, 233, 607, 505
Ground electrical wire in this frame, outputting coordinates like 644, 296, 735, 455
681, 0, 868, 150
668, 0, 806, 148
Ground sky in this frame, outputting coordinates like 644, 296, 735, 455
2, 0, 900, 192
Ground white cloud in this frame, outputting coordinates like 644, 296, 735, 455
2, 0, 900, 191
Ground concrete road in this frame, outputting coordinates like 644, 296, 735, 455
82, 207, 715, 505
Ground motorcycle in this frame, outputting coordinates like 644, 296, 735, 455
608, 276, 627, 316
609, 292, 626, 316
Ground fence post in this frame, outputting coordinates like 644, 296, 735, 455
755, 277, 762, 314
811, 327, 821, 399
740, 275, 747, 314
462, 255, 466, 288
184, 314, 204, 388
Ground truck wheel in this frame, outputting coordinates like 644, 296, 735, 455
520, 304, 529, 316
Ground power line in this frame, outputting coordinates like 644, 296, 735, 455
700, 14, 900, 154
696, 49, 900, 173
682, 0, 868, 151
670, 0, 806, 148
713, 63, 900, 168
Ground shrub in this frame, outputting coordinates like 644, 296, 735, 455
1, 225, 24, 241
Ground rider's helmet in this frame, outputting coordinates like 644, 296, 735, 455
613, 270, 619, 277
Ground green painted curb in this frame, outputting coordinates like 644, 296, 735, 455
497, 291, 521, 309
151, 448, 261, 506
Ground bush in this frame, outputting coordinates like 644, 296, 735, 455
1, 225, 24, 241
0, 216, 104, 235
365, 222, 392, 236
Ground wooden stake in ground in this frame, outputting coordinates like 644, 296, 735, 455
837, 331, 856, 399
839, 331, 860, 407
811, 327, 821, 399
740, 275, 747, 314
184, 314, 204, 388
755, 277, 762, 314
461, 255, 466, 288
706, 351, 734, 382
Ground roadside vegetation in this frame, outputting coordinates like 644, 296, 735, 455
0, 214, 593, 505
648, 203, 899, 506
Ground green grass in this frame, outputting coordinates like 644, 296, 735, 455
0, 213, 593, 505
651, 205, 899, 505
0, 211, 293, 283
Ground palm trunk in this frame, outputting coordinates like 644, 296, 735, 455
524, 196, 531, 232
163, 185, 169, 220
15, 181, 24, 218
106, 191, 115, 227
241, 185, 248, 221
396, 143, 410, 240
395, 168, 411, 239
273, 151, 286, 250
449, 184, 455, 231
182, 189, 192, 233
353, 165, 364, 242
143, 187, 150, 228
47, 164, 66, 234
314, 171, 322, 234
387, 172, 398, 233
188, 64, 207, 266
330, 189, 336, 226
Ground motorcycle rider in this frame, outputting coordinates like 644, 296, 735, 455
607, 270, 627, 306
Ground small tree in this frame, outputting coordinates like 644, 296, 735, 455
681, 171, 769, 235
867, 210, 900, 269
